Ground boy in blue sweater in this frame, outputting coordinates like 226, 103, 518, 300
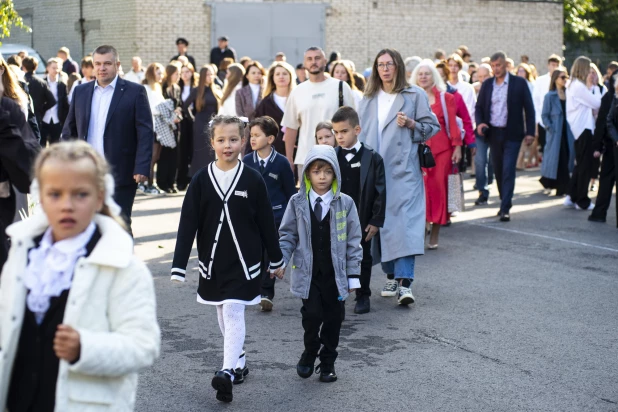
243, 116, 297, 311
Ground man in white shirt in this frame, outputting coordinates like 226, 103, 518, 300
61, 45, 154, 232
281, 47, 355, 175
532, 54, 562, 152
123, 56, 146, 84
68, 56, 95, 103
41, 58, 69, 147
447, 53, 476, 122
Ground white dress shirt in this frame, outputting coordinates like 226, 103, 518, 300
249, 83, 261, 107
449, 79, 477, 123
42, 77, 59, 124
566, 79, 602, 139
309, 188, 333, 221
68, 77, 94, 104
212, 161, 240, 193
87, 75, 119, 155
533, 72, 551, 126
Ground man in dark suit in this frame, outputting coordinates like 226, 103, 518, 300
57, 47, 79, 75
475, 51, 535, 222
61, 45, 154, 232
171, 38, 196, 69
210, 36, 237, 68
22, 56, 56, 127
40, 57, 69, 147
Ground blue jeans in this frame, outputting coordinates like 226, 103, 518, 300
489, 128, 521, 214
381, 256, 415, 280
474, 135, 494, 198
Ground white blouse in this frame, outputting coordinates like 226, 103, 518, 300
566, 79, 602, 139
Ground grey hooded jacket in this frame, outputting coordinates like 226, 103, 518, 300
279, 145, 363, 301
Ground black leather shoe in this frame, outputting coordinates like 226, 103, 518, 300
233, 366, 249, 384
588, 215, 606, 223
316, 363, 337, 383
474, 196, 488, 206
212, 370, 234, 402
499, 212, 510, 222
354, 295, 370, 314
296, 352, 316, 379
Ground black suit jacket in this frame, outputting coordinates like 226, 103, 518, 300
335, 143, 386, 228
43, 76, 69, 124
61, 77, 154, 186
210, 47, 237, 68
475, 74, 535, 142
24, 72, 56, 122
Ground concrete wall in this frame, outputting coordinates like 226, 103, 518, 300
9, 0, 563, 74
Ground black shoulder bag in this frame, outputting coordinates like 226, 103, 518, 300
338, 80, 344, 107
417, 122, 436, 168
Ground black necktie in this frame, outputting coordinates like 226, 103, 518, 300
314, 197, 323, 220
260, 160, 265, 174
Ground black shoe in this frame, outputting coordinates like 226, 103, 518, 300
499, 212, 510, 222
588, 215, 606, 223
474, 195, 488, 206
212, 369, 233, 402
316, 363, 337, 383
296, 352, 316, 379
354, 295, 370, 314
233, 366, 249, 384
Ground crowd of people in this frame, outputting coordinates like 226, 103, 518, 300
0, 35, 617, 410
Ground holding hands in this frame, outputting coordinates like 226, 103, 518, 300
270, 266, 285, 279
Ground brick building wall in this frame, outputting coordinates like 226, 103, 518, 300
9, 0, 562, 74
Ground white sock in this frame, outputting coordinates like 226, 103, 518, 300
220, 303, 246, 373
236, 351, 246, 370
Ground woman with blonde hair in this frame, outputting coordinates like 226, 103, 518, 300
183, 65, 221, 176
330, 60, 363, 107
564, 56, 602, 210
410, 59, 462, 249
254, 61, 296, 154
218, 63, 245, 116
141, 62, 165, 195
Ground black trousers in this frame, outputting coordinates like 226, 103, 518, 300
301, 269, 344, 365
113, 183, 138, 235
40, 121, 62, 147
538, 124, 547, 153
177, 118, 193, 190
260, 219, 282, 299
356, 238, 373, 297
568, 130, 594, 210
590, 143, 618, 225
157, 145, 178, 190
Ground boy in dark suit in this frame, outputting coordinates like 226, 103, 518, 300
242, 116, 297, 311
331, 106, 386, 314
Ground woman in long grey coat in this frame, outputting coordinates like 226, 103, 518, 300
540, 68, 575, 196
358, 49, 439, 306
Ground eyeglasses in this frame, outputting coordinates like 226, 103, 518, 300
377, 62, 395, 70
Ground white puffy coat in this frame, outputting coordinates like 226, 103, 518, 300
0, 213, 161, 412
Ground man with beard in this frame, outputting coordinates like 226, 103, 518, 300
281, 47, 355, 174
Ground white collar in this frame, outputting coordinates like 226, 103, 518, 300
41, 221, 96, 254
249, 83, 260, 91
213, 160, 240, 174
309, 188, 334, 206
94, 75, 119, 90
257, 147, 274, 163
342, 140, 362, 152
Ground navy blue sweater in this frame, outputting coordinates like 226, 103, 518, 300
243, 148, 297, 223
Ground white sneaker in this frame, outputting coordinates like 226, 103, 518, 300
381, 280, 398, 297
563, 195, 575, 208
575, 202, 595, 211
397, 286, 415, 305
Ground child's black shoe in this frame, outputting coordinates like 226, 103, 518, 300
316, 363, 337, 383
212, 369, 234, 402
233, 366, 249, 384
296, 352, 316, 378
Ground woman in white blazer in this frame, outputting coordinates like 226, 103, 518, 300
0, 141, 160, 412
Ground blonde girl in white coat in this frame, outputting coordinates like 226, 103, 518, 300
0, 141, 160, 412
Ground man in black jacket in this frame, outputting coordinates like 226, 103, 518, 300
171, 38, 196, 69
475, 51, 535, 222
210, 36, 237, 68
41, 58, 69, 147
0, 83, 41, 269
22, 56, 56, 127
332, 106, 386, 314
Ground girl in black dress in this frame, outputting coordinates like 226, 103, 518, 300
170, 115, 284, 403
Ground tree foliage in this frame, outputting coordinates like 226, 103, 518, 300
565, 0, 618, 51
0, 0, 31, 44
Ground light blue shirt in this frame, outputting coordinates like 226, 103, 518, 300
87, 75, 119, 155
490, 73, 509, 128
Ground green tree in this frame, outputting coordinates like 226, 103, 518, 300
0, 0, 31, 44
565, 0, 618, 51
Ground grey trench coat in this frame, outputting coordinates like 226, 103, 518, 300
358, 86, 440, 262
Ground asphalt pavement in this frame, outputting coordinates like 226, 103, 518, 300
133, 169, 618, 412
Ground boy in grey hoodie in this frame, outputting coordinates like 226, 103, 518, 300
278, 144, 363, 382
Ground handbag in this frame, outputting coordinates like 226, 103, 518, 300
447, 164, 465, 213
417, 122, 436, 168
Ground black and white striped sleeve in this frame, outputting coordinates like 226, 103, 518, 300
171, 175, 201, 282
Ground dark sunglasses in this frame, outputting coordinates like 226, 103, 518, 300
559, 75, 568, 80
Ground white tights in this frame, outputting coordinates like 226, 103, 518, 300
216, 303, 246, 373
